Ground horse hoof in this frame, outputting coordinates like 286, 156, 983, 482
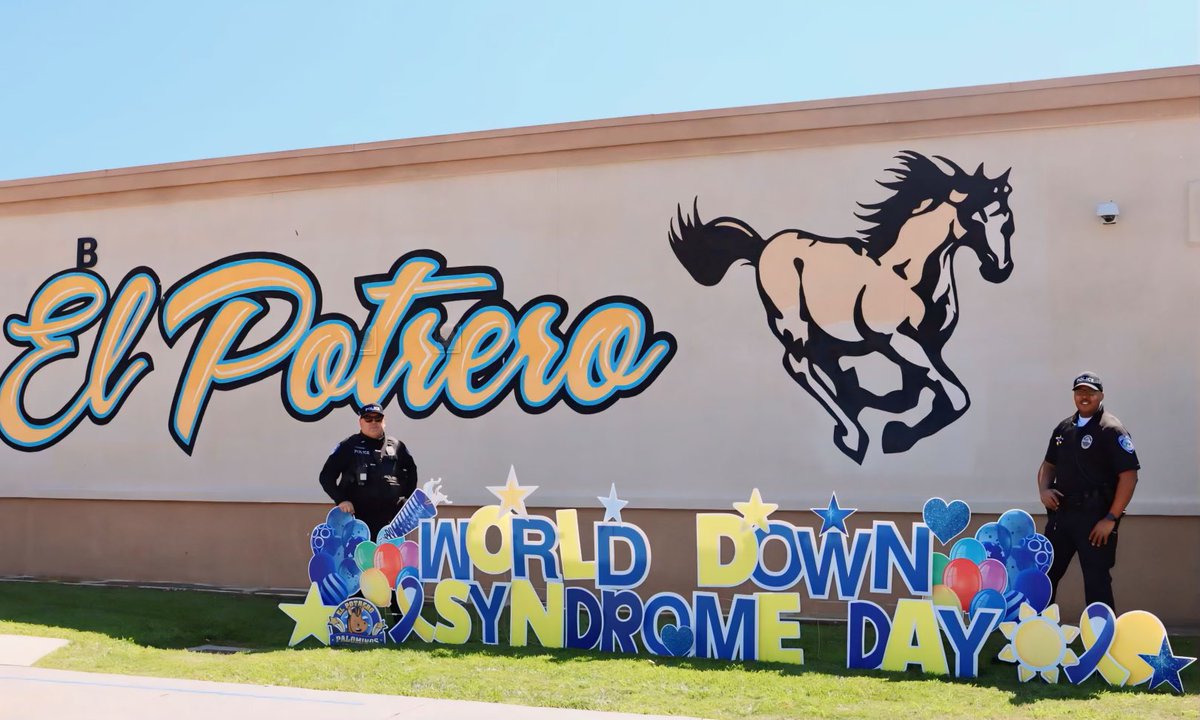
834, 429, 867, 465
881, 421, 917, 454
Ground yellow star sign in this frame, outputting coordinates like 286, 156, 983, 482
487, 465, 538, 516
278, 582, 337, 647
733, 488, 778, 532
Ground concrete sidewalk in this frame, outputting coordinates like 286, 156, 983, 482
0, 635, 705, 720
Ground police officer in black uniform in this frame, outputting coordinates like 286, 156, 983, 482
1037, 372, 1139, 609
319, 403, 418, 541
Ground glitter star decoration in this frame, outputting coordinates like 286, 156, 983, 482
733, 488, 778, 532
810, 493, 857, 535
487, 465, 538, 516
597, 483, 629, 523
1138, 636, 1196, 694
278, 582, 337, 647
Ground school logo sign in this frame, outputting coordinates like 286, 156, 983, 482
670, 152, 1015, 463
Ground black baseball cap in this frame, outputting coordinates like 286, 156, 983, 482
1072, 372, 1103, 392
359, 403, 385, 417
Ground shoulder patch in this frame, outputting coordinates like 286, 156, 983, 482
1118, 434, 1135, 454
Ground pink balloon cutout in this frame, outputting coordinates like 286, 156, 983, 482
398, 540, 420, 569
978, 558, 1008, 593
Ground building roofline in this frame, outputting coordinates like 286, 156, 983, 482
2, 64, 1197, 213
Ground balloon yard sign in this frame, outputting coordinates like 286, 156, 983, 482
280, 470, 1194, 693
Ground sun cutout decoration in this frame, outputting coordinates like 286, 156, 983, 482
997, 603, 1081, 683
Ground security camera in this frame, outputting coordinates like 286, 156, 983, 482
1096, 201, 1119, 225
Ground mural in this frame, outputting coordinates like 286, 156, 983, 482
0, 251, 676, 454
670, 152, 1014, 463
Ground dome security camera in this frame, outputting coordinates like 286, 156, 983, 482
1096, 201, 1120, 225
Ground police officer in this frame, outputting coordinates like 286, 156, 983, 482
319, 404, 418, 541
1036, 372, 1139, 609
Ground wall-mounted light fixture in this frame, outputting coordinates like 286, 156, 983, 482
1096, 201, 1120, 225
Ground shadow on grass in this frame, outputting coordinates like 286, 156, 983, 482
3, 579, 1196, 706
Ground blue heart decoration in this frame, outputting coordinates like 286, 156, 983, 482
922, 497, 971, 545
387, 575, 424, 644
660, 624, 694, 657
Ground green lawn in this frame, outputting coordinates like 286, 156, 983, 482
0, 581, 1196, 720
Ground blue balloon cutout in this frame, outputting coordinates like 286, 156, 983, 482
997, 509, 1036, 545
339, 518, 370, 546
974, 522, 1012, 560
1004, 546, 1036, 590
308, 550, 336, 583
923, 498, 971, 544
336, 557, 362, 596
1002, 589, 1026, 621
969, 588, 1007, 629
326, 507, 354, 531
950, 537, 987, 565
1014, 569, 1052, 612
318, 570, 351, 605
1021, 533, 1054, 573
310, 523, 334, 555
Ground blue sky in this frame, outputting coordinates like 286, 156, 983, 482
1, 1, 1197, 181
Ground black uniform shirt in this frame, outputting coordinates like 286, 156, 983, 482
318, 433, 417, 511
1044, 406, 1140, 498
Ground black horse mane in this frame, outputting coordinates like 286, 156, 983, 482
855, 151, 960, 260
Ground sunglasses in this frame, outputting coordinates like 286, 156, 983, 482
361, 415, 384, 423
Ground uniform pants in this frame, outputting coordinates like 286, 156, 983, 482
1044, 508, 1119, 609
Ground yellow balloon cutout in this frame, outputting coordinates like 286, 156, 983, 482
931, 584, 960, 608
360, 568, 392, 607
1110, 610, 1167, 686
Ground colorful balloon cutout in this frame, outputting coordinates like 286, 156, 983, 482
932, 552, 951, 585
943, 558, 983, 611
398, 540, 421, 569
325, 507, 353, 531
335, 557, 361, 597
978, 558, 1008, 593
1021, 533, 1054, 573
969, 589, 1007, 627
949, 537, 987, 565
1004, 550, 1034, 592
396, 566, 419, 585
1110, 610, 1168, 686
374, 543, 404, 586
998, 509, 1036, 545
310, 524, 335, 555
308, 551, 335, 583
975, 522, 1013, 561
1002, 589, 1026, 621
354, 540, 377, 572
360, 567, 392, 607
932, 584, 960, 608
339, 518, 370, 547
1013, 569, 1051, 612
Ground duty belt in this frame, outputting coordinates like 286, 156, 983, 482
1057, 490, 1105, 511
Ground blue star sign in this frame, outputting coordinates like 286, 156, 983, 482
810, 493, 857, 535
598, 483, 629, 523
1138, 636, 1196, 693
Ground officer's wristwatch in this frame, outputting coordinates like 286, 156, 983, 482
1104, 512, 1118, 522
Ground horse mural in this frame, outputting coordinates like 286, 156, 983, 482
669, 151, 1014, 463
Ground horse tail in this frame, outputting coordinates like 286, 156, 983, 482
669, 198, 765, 286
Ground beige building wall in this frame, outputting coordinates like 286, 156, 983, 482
1, 66, 1198, 623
